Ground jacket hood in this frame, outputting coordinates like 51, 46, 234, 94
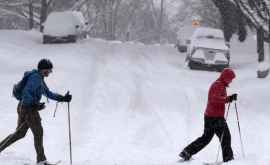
218, 68, 235, 86
24, 69, 42, 78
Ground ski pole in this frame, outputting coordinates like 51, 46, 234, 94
67, 101, 73, 165
53, 102, 59, 118
234, 101, 245, 158
216, 102, 231, 163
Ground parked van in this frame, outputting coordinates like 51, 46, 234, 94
43, 11, 88, 43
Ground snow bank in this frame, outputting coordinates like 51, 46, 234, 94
0, 30, 269, 165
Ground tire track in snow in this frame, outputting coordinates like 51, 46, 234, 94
126, 46, 191, 160
71, 43, 117, 164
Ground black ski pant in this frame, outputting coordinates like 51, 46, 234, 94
183, 116, 233, 162
0, 103, 46, 162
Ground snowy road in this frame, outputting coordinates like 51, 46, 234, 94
0, 31, 269, 165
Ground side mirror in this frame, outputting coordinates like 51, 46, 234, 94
75, 25, 79, 29
85, 22, 89, 25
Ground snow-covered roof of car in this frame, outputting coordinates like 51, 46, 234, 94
190, 27, 228, 50
43, 11, 85, 36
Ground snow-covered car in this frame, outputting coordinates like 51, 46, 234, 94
185, 27, 230, 72
43, 11, 88, 44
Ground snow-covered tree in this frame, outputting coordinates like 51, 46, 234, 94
74, 0, 122, 40
230, 0, 270, 37
0, 0, 74, 30
0, 0, 176, 43
171, 0, 222, 41
0, 0, 40, 29
193, 0, 222, 28
213, 0, 270, 78
72, 0, 175, 44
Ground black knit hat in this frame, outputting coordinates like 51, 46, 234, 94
38, 59, 53, 70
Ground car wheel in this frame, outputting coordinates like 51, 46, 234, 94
43, 35, 49, 44
67, 35, 76, 43
188, 61, 195, 70
71, 37, 76, 43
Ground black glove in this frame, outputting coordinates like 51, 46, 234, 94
59, 92, 72, 102
228, 93, 237, 102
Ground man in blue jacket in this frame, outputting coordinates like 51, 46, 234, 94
0, 59, 72, 165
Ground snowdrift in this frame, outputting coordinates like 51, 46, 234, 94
0, 30, 269, 165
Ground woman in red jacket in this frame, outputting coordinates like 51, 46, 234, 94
179, 68, 237, 162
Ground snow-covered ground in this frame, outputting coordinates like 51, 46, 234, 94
0, 30, 269, 165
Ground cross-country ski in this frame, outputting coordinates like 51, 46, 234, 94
24, 160, 61, 165
203, 162, 223, 165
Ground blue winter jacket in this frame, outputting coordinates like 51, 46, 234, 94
21, 69, 61, 109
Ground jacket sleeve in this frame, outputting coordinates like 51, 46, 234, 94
21, 74, 41, 107
208, 83, 227, 103
43, 84, 62, 101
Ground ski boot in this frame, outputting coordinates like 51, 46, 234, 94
224, 156, 234, 162
179, 150, 191, 161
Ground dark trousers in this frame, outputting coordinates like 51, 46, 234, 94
183, 116, 233, 162
0, 103, 46, 162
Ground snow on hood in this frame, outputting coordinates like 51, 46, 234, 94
190, 27, 229, 51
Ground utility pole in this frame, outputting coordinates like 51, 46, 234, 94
159, 0, 164, 43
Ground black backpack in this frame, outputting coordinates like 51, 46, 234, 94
12, 72, 32, 100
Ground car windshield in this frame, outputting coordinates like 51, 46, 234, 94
196, 35, 224, 40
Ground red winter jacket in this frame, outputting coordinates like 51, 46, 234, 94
204, 68, 235, 117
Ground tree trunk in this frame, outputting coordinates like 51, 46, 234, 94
112, 0, 121, 40
257, 26, 269, 78
29, 0, 34, 29
257, 27, 264, 62
108, 0, 113, 40
159, 0, 164, 43
40, 0, 48, 32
